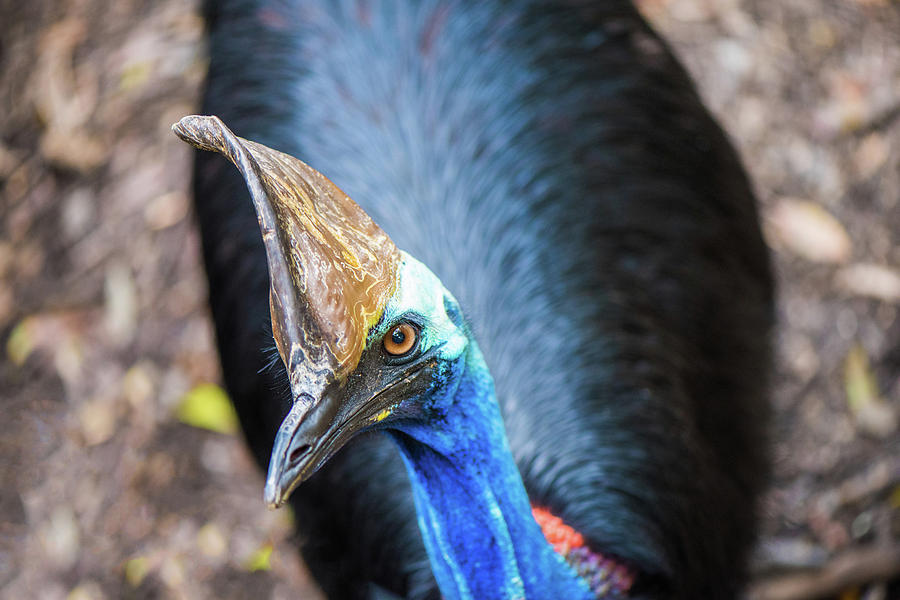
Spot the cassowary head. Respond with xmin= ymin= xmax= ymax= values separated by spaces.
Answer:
xmin=173 ymin=115 xmax=472 ymax=508
xmin=175 ymin=115 xmax=630 ymax=600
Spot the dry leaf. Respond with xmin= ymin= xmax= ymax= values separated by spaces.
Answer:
xmin=38 ymin=506 xmax=80 ymax=570
xmin=835 ymin=263 xmax=900 ymax=302
xmin=829 ymin=73 xmax=868 ymax=134
xmin=32 ymin=19 xmax=107 ymax=172
xmin=144 ymin=191 xmax=188 ymax=230
xmin=40 ymin=129 xmax=108 ymax=173
xmin=197 ymin=523 xmax=228 ymax=559
xmin=853 ymin=133 xmax=889 ymax=179
xmin=104 ymin=262 xmax=137 ymax=346
xmin=807 ymin=20 xmax=835 ymax=49
xmin=78 ymin=396 xmax=117 ymax=446
xmin=119 ymin=61 xmax=153 ymax=92
xmin=66 ymin=581 xmax=105 ymax=600
xmin=33 ymin=19 xmax=93 ymax=129
xmin=767 ymin=198 xmax=852 ymax=263
xmin=122 ymin=363 xmax=156 ymax=408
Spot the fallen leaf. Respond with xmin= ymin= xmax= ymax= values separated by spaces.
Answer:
xmin=889 ymin=486 xmax=900 ymax=510
xmin=835 ymin=263 xmax=900 ymax=302
xmin=850 ymin=510 xmax=873 ymax=540
xmin=32 ymin=19 xmax=107 ymax=173
xmin=766 ymin=198 xmax=852 ymax=264
xmin=829 ymin=73 xmax=868 ymax=134
xmin=39 ymin=506 xmax=80 ymax=570
xmin=122 ymin=362 xmax=156 ymax=409
xmin=5 ymin=312 xmax=88 ymax=388
xmin=78 ymin=396 xmax=117 ymax=446
xmin=807 ymin=19 xmax=835 ymax=49
xmin=175 ymin=383 xmax=238 ymax=434
xmin=124 ymin=556 xmax=149 ymax=587
xmin=144 ymin=191 xmax=188 ymax=230
xmin=244 ymin=543 xmax=273 ymax=572
xmin=197 ymin=522 xmax=228 ymax=558
xmin=40 ymin=128 xmax=108 ymax=173
xmin=33 ymin=19 xmax=93 ymax=129
xmin=119 ymin=61 xmax=153 ymax=92
xmin=61 ymin=188 xmax=96 ymax=240
xmin=67 ymin=581 xmax=105 ymax=600
xmin=6 ymin=319 xmax=36 ymax=366
xmin=844 ymin=344 xmax=897 ymax=438
xmin=159 ymin=554 xmax=185 ymax=588
xmin=104 ymin=262 xmax=137 ymax=346
xmin=853 ymin=133 xmax=889 ymax=179
xmin=845 ymin=344 xmax=879 ymax=412
xmin=53 ymin=336 xmax=85 ymax=390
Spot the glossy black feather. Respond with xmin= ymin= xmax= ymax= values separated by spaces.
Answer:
xmin=192 ymin=1 xmax=774 ymax=598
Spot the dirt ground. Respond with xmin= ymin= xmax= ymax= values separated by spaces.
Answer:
xmin=1 ymin=0 xmax=898 ymax=598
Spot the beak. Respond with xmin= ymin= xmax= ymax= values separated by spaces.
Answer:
xmin=263 ymin=360 xmax=435 ymax=508
xmin=172 ymin=115 xmax=404 ymax=508
xmin=264 ymin=391 xmax=338 ymax=508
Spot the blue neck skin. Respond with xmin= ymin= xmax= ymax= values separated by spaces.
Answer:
xmin=388 ymin=345 xmax=594 ymax=600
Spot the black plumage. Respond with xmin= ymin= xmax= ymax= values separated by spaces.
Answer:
xmin=191 ymin=1 xmax=774 ymax=598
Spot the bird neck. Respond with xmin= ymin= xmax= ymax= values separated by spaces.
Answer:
xmin=388 ymin=344 xmax=594 ymax=600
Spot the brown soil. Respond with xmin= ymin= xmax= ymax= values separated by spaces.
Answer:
xmin=2 ymin=0 xmax=898 ymax=598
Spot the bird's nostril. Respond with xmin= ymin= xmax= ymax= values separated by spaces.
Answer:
xmin=289 ymin=444 xmax=311 ymax=465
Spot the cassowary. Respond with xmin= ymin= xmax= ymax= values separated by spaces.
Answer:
xmin=182 ymin=1 xmax=774 ymax=598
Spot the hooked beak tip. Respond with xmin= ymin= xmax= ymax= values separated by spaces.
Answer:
xmin=264 ymin=479 xmax=285 ymax=509
xmin=264 ymin=445 xmax=295 ymax=509
xmin=264 ymin=402 xmax=317 ymax=509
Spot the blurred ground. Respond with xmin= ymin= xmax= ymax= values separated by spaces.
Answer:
xmin=1 ymin=0 xmax=898 ymax=598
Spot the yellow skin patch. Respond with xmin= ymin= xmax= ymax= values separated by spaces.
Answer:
xmin=373 ymin=408 xmax=393 ymax=423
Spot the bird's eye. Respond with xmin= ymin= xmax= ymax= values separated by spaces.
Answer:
xmin=383 ymin=323 xmax=418 ymax=356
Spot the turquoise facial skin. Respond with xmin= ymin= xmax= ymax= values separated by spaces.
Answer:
xmin=368 ymin=252 xmax=468 ymax=362
xmin=366 ymin=252 xmax=593 ymax=600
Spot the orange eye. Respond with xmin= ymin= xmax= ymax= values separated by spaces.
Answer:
xmin=383 ymin=323 xmax=417 ymax=356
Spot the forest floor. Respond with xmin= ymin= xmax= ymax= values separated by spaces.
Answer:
xmin=1 ymin=0 xmax=898 ymax=598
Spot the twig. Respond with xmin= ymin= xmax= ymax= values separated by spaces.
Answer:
xmin=746 ymin=545 xmax=900 ymax=600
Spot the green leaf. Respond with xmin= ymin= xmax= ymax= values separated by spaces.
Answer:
xmin=124 ymin=556 xmax=149 ymax=587
xmin=843 ymin=343 xmax=897 ymax=438
xmin=6 ymin=318 xmax=35 ymax=366
xmin=176 ymin=383 xmax=238 ymax=434
xmin=244 ymin=543 xmax=273 ymax=572
xmin=844 ymin=344 xmax=878 ymax=413
xmin=889 ymin=485 xmax=900 ymax=510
